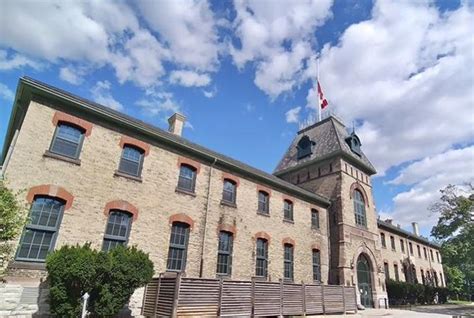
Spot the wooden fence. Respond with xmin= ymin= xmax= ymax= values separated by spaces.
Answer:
xmin=142 ymin=273 xmax=357 ymax=317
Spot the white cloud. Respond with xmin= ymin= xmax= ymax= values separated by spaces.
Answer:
xmin=285 ymin=106 xmax=302 ymax=123
xmin=203 ymin=86 xmax=217 ymax=98
xmin=309 ymin=1 xmax=474 ymax=175
xmin=90 ymin=80 xmax=124 ymax=111
xmin=136 ymin=0 xmax=220 ymax=71
xmin=170 ymin=70 xmax=211 ymax=87
xmin=135 ymin=89 xmax=182 ymax=118
xmin=0 ymin=83 xmax=14 ymax=101
xmin=59 ymin=66 xmax=87 ymax=85
xmin=383 ymin=146 xmax=474 ymax=232
xmin=230 ymin=0 xmax=333 ymax=99
xmin=0 ymin=50 xmax=42 ymax=70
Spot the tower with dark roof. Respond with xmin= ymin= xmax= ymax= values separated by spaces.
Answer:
xmin=274 ymin=116 xmax=387 ymax=307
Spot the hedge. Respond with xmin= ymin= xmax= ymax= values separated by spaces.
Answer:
xmin=386 ymin=279 xmax=448 ymax=305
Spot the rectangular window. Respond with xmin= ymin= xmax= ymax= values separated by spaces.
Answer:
xmin=283 ymin=244 xmax=294 ymax=281
xmin=417 ymin=245 xmax=421 ymax=258
xmin=381 ymin=233 xmax=386 ymax=248
xmin=436 ymin=252 xmax=440 ymax=263
xmin=118 ymin=145 xmax=144 ymax=177
xmin=257 ymin=191 xmax=269 ymax=214
xmin=421 ymin=269 xmax=425 ymax=285
xmin=222 ymin=179 xmax=237 ymax=204
xmin=16 ymin=197 xmax=64 ymax=262
xmin=400 ymin=239 xmax=405 ymax=253
xmin=311 ymin=209 xmax=320 ymax=229
xmin=424 ymin=247 xmax=427 ymax=259
xmin=50 ymin=123 xmax=85 ymax=159
xmin=390 ymin=236 xmax=396 ymax=251
xmin=255 ymin=238 xmax=268 ymax=277
xmin=430 ymin=249 xmax=434 ymax=261
xmin=167 ymin=223 xmax=190 ymax=271
xmin=394 ymin=264 xmax=399 ymax=281
xmin=283 ymin=200 xmax=293 ymax=221
xmin=216 ymin=232 xmax=233 ymax=276
xmin=177 ymin=165 xmax=197 ymax=192
xmin=312 ymin=249 xmax=321 ymax=282
xmin=102 ymin=211 xmax=132 ymax=252
xmin=409 ymin=242 xmax=413 ymax=255
xmin=384 ymin=262 xmax=390 ymax=281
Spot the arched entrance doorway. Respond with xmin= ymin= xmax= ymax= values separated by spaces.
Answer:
xmin=357 ymin=254 xmax=373 ymax=308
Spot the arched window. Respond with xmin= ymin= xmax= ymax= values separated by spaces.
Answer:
xmin=167 ymin=222 xmax=190 ymax=271
xmin=118 ymin=145 xmax=144 ymax=177
xmin=283 ymin=244 xmax=294 ymax=281
xmin=16 ymin=196 xmax=65 ymax=261
xmin=283 ymin=200 xmax=293 ymax=221
xmin=257 ymin=191 xmax=269 ymax=214
xmin=222 ymin=179 xmax=237 ymax=204
xmin=102 ymin=210 xmax=133 ymax=252
xmin=353 ymin=190 xmax=367 ymax=227
xmin=178 ymin=164 xmax=197 ymax=192
xmin=50 ymin=123 xmax=85 ymax=159
xmin=380 ymin=233 xmax=386 ymax=248
xmin=312 ymin=249 xmax=321 ymax=282
xmin=296 ymin=135 xmax=313 ymax=160
xmin=216 ymin=231 xmax=233 ymax=276
xmin=255 ymin=238 xmax=268 ymax=277
xmin=311 ymin=209 xmax=320 ymax=229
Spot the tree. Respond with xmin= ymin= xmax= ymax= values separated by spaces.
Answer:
xmin=46 ymin=244 xmax=154 ymax=317
xmin=0 ymin=181 xmax=28 ymax=278
xmin=431 ymin=184 xmax=474 ymax=300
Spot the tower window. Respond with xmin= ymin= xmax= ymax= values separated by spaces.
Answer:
xmin=353 ymin=190 xmax=367 ymax=227
xmin=296 ymin=135 xmax=314 ymax=160
xmin=345 ymin=132 xmax=362 ymax=156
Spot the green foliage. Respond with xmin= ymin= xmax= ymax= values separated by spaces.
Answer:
xmin=46 ymin=244 xmax=154 ymax=317
xmin=430 ymin=184 xmax=474 ymax=301
xmin=0 ymin=181 xmax=28 ymax=277
xmin=386 ymin=279 xmax=448 ymax=305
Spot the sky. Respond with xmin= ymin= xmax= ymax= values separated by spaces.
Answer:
xmin=0 ymin=0 xmax=473 ymax=238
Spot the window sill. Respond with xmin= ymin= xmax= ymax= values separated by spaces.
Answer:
xmin=114 ymin=170 xmax=143 ymax=182
xmin=253 ymin=276 xmax=268 ymax=281
xmin=216 ymin=273 xmax=232 ymax=279
xmin=43 ymin=150 xmax=81 ymax=166
xmin=256 ymin=211 xmax=270 ymax=217
xmin=175 ymin=187 xmax=196 ymax=197
xmin=283 ymin=219 xmax=294 ymax=224
xmin=311 ymin=226 xmax=321 ymax=231
xmin=220 ymin=200 xmax=237 ymax=208
xmin=8 ymin=260 xmax=46 ymax=271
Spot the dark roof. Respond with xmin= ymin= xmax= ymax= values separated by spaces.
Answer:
xmin=1 ymin=77 xmax=330 ymax=207
xmin=274 ymin=116 xmax=376 ymax=175
xmin=377 ymin=219 xmax=441 ymax=249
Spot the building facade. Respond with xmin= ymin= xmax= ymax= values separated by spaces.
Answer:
xmin=0 ymin=77 xmax=444 ymax=315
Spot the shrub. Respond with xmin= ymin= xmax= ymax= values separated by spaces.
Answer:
xmin=46 ymin=244 xmax=154 ymax=317
xmin=386 ymin=279 xmax=450 ymax=305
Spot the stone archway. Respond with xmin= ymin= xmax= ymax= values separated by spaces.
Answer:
xmin=357 ymin=253 xmax=374 ymax=308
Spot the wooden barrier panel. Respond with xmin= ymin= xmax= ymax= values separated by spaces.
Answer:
xmin=142 ymin=274 xmax=359 ymax=317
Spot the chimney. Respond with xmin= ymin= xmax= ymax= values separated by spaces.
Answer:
xmin=385 ymin=218 xmax=393 ymax=224
xmin=168 ymin=113 xmax=186 ymax=137
xmin=412 ymin=222 xmax=420 ymax=236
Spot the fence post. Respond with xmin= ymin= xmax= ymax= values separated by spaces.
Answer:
xmin=217 ymin=277 xmax=224 ymax=317
xmin=279 ymin=279 xmax=284 ymax=317
xmin=154 ymin=275 xmax=162 ymax=317
xmin=342 ymin=285 xmax=346 ymax=314
xmin=354 ymin=286 xmax=358 ymax=313
xmin=251 ymin=277 xmax=255 ymax=318
xmin=321 ymin=284 xmax=326 ymax=314
xmin=171 ymin=273 xmax=182 ymax=318
xmin=302 ymin=283 xmax=306 ymax=316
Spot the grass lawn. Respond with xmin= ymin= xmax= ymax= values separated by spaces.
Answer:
xmin=447 ymin=300 xmax=473 ymax=305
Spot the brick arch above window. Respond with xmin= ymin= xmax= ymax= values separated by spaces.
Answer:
xmin=177 ymin=157 xmax=201 ymax=174
xmin=104 ymin=200 xmax=139 ymax=221
xmin=282 ymin=237 xmax=295 ymax=247
xmin=169 ymin=213 xmax=194 ymax=230
xmin=221 ymin=172 xmax=240 ymax=187
xmin=253 ymin=231 xmax=271 ymax=243
xmin=349 ymin=182 xmax=370 ymax=206
xmin=119 ymin=136 xmax=150 ymax=156
xmin=217 ymin=223 xmax=237 ymax=237
xmin=26 ymin=184 xmax=74 ymax=210
xmin=256 ymin=185 xmax=272 ymax=197
xmin=52 ymin=111 xmax=93 ymax=136
xmin=311 ymin=244 xmax=321 ymax=251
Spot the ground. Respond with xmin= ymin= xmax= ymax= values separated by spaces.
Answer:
xmin=307 ymin=303 xmax=474 ymax=318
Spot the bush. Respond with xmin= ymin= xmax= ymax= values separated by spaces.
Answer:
xmin=46 ymin=244 xmax=154 ymax=317
xmin=386 ymin=279 xmax=449 ymax=305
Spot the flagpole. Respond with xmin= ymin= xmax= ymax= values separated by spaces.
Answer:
xmin=317 ymin=58 xmax=322 ymax=122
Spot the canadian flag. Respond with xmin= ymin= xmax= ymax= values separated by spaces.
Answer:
xmin=317 ymin=81 xmax=329 ymax=109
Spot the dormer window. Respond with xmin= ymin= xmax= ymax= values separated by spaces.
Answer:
xmin=345 ymin=132 xmax=362 ymax=156
xmin=296 ymin=135 xmax=314 ymax=160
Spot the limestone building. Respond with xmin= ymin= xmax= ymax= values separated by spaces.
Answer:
xmin=0 ymin=77 xmax=444 ymax=314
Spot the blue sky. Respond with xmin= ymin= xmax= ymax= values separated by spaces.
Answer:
xmin=1 ymin=0 xmax=472 ymax=238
